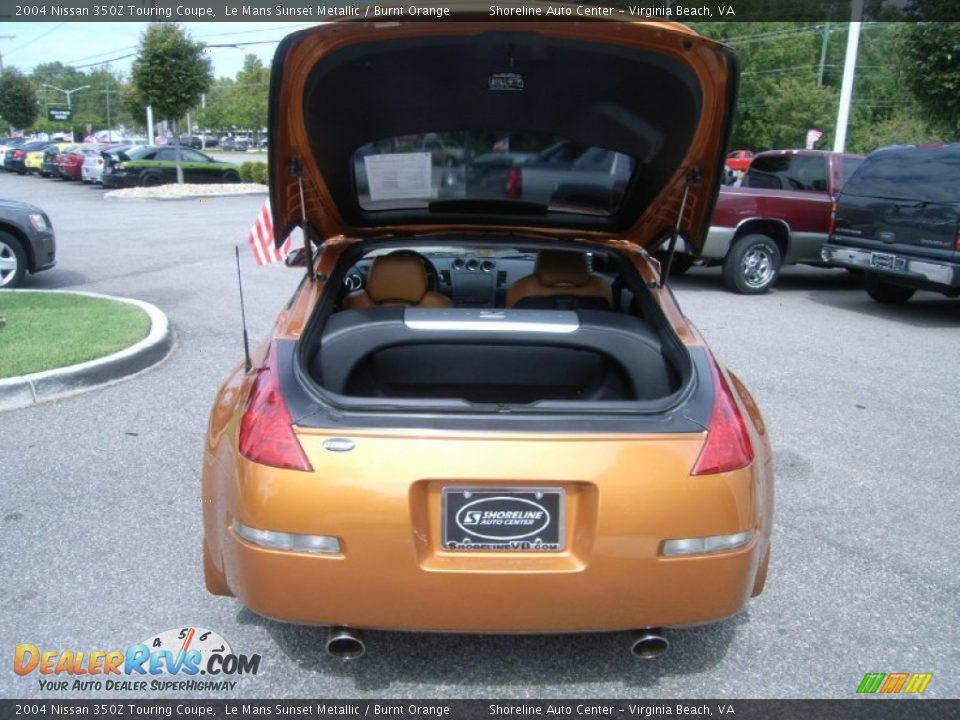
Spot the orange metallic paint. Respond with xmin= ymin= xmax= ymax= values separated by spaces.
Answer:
xmin=269 ymin=17 xmax=735 ymax=252
xmin=202 ymin=16 xmax=773 ymax=634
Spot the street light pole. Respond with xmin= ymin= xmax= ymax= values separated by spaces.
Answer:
xmin=41 ymin=84 xmax=90 ymax=142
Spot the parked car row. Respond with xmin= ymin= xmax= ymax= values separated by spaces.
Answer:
xmin=3 ymin=143 xmax=242 ymax=189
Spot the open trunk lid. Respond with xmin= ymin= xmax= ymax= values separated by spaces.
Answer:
xmin=268 ymin=13 xmax=738 ymax=252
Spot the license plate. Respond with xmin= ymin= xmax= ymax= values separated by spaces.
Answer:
xmin=441 ymin=488 xmax=564 ymax=551
xmin=871 ymin=252 xmax=907 ymax=271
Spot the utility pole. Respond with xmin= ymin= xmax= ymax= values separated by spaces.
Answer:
xmin=101 ymin=87 xmax=119 ymax=140
xmin=817 ymin=24 xmax=831 ymax=87
xmin=833 ymin=0 xmax=864 ymax=153
xmin=0 ymin=36 xmax=15 ymax=74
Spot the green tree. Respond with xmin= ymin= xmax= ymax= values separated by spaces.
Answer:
xmin=900 ymin=21 xmax=960 ymax=139
xmin=199 ymin=77 xmax=235 ymax=133
xmin=131 ymin=22 xmax=213 ymax=182
xmin=0 ymin=69 xmax=39 ymax=132
xmin=747 ymin=77 xmax=837 ymax=149
xmin=229 ymin=54 xmax=269 ymax=137
xmin=849 ymin=109 xmax=943 ymax=154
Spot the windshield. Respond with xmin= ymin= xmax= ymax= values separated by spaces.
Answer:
xmin=353 ymin=132 xmax=637 ymax=215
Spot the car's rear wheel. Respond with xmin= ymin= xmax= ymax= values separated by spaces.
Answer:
xmin=222 ymin=169 xmax=240 ymax=183
xmin=0 ymin=232 xmax=27 ymax=289
xmin=864 ymin=273 xmax=916 ymax=304
xmin=723 ymin=233 xmax=782 ymax=294
xmin=141 ymin=173 xmax=162 ymax=187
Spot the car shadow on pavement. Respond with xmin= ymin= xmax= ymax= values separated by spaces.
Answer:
xmin=238 ymin=608 xmax=746 ymax=691
xmin=806 ymin=290 xmax=960 ymax=328
xmin=14 ymin=270 xmax=90 ymax=289
xmin=671 ymin=267 xmax=864 ymax=294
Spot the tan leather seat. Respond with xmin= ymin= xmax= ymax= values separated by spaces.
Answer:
xmin=506 ymin=250 xmax=613 ymax=309
xmin=343 ymin=255 xmax=453 ymax=310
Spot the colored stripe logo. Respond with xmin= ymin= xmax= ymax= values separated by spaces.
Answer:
xmin=857 ymin=672 xmax=933 ymax=694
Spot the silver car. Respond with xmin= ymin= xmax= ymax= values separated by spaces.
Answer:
xmin=82 ymin=145 xmax=130 ymax=184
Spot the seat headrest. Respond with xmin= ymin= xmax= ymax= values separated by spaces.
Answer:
xmin=366 ymin=255 xmax=428 ymax=304
xmin=535 ymin=250 xmax=591 ymax=287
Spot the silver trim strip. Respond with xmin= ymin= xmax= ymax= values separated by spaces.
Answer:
xmin=404 ymin=308 xmax=580 ymax=334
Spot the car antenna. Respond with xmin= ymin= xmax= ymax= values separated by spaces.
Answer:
xmin=660 ymin=169 xmax=700 ymax=288
xmin=289 ymin=156 xmax=316 ymax=282
xmin=235 ymin=245 xmax=252 ymax=373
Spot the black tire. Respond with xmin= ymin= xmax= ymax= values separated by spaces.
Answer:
xmin=0 ymin=231 xmax=27 ymax=289
xmin=222 ymin=170 xmax=240 ymax=183
xmin=723 ymin=234 xmax=782 ymax=294
xmin=141 ymin=173 xmax=162 ymax=188
xmin=864 ymin=273 xmax=916 ymax=304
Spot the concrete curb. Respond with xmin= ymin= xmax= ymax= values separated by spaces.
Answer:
xmin=0 ymin=290 xmax=174 ymax=412
xmin=104 ymin=186 xmax=268 ymax=202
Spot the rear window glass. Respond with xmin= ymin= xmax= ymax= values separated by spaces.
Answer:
xmin=353 ymin=132 xmax=636 ymax=215
xmin=841 ymin=146 xmax=960 ymax=204
xmin=743 ymin=154 xmax=828 ymax=192
xmin=839 ymin=157 xmax=863 ymax=186
xmin=121 ymin=146 xmax=156 ymax=161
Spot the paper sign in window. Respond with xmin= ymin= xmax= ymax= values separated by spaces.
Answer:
xmin=364 ymin=153 xmax=432 ymax=201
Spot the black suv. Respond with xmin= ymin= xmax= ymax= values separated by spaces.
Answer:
xmin=822 ymin=144 xmax=960 ymax=303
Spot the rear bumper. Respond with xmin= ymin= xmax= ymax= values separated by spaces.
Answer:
xmin=204 ymin=429 xmax=772 ymax=632
xmin=822 ymin=243 xmax=960 ymax=290
xmin=219 ymin=528 xmax=763 ymax=632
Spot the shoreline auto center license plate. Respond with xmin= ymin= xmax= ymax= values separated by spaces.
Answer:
xmin=441 ymin=488 xmax=565 ymax=551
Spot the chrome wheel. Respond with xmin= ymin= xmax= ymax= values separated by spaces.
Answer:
xmin=741 ymin=245 xmax=775 ymax=289
xmin=723 ymin=233 xmax=782 ymax=295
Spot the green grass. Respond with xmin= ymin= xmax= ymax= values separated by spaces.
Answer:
xmin=0 ymin=292 xmax=151 ymax=379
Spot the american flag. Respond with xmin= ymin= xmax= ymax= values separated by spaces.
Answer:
xmin=248 ymin=199 xmax=293 ymax=265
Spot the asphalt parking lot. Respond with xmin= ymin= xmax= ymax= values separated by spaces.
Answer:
xmin=1 ymin=170 xmax=958 ymax=700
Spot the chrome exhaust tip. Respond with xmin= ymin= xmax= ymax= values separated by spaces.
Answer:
xmin=630 ymin=629 xmax=669 ymax=659
xmin=326 ymin=627 xmax=365 ymax=661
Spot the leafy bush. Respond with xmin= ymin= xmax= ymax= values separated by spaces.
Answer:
xmin=250 ymin=162 xmax=268 ymax=185
xmin=238 ymin=161 xmax=255 ymax=183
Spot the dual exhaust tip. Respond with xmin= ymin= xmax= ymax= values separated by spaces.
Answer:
xmin=326 ymin=627 xmax=669 ymax=661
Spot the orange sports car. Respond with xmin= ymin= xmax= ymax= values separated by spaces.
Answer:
xmin=202 ymin=13 xmax=773 ymax=660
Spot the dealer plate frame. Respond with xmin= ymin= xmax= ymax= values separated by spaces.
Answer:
xmin=441 ymin=487 xmax=565 ymax=552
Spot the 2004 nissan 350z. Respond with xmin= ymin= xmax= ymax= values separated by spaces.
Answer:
xmin=202 ymin=14 xmax=774 ymax=659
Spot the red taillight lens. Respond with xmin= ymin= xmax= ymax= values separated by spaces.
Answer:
xmin=692 ymin=356 xmax=754 ymax=475
xmin=238 ymin=343 xmax=313 ymax=472
xmin=505 ymin=167 xmax=522 ymax=200
xmin=97 ymin=159 xmax=103 ymax=166
xmin=955 ymin=223 xmax=960 ymax=252
xmin=13 ymin=150 xmax=24 ymax=158
xmin=828 ymin=201 xmax=837 ymax=236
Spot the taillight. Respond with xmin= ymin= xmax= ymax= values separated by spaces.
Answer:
xmin=505 ymin=167 xmax=522 ymax=200
xmin=238 ymin=343 xmax=313 ymax=472
xmin=828 ymin=201 xmax=837 ymax=236
xmin=97 ymin=159 xmax=103 ymax=166
xmin=13 ymin=150 xmax=24 ymax=158
xmin=692 ymin=356 xmax=754 ymax=475
xmin=955 ymin=222 xmax=960 ymax=252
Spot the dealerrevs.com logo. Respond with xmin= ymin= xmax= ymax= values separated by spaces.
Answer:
xmin=14 ymin=627 xmax=261 ymax=692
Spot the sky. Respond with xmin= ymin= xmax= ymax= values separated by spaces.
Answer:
xmin=1 ymin=22 xmax=319 ymax=80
